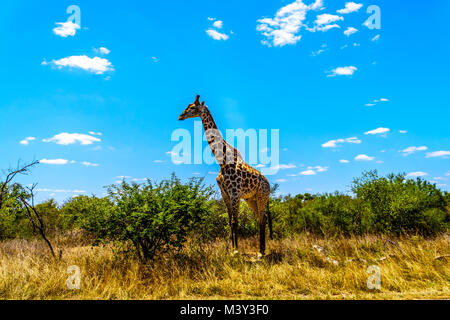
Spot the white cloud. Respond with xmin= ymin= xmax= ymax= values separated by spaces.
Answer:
xmin=365 ymin=98 xmax=389 ymax=107
xmin=399 ymin=130 xmax=408 ymax=134
xmin=213 ymin=20 xmax=223 ymax=29
xmin=36 ymin=188 xmax=85 ymax=193
xmin=364 ymin=127 xmax=390 ymax=135
xmin=20 ymin=136 xmax=36 ymax=145
xmin=328 ymin=66 xmax=357 ymax=77
xmin=300 ymin=169 xmax=316 ymax=175
xmin=53 ymin=21 xmax=80 ymax=37
xmin=40 ymin=158 xmax=70 ymax=165
xmin=344 ymin=27 xmax=358 ymax=36
xmin=311 ymin=49 xmax=325 ymax=56
xmin=207 ymin=17 xmax=216 ymax=21
xmin=316 ymin=24 xmax=340 ymax=32
xmin=256 ymin=0 xmax=324 ymax=47
xmin=82 ymin=161 xmax=99 ymax=167
xmin=371 ymin=34 xmax=380 ymax=41
xmin=273 ymin=164 xmax=297 ymax=170
xmin=95 ymin=47 xmax=110 ymax=55
xmin=308 ymin=165 xmax=328 ymax=172
xmin=355 ymin=154 xmax=375 ymax=161
xmin=337 ymin=2 xmax=363 ymax=14
xmin=151 ymin=56 xmax=159 ymax=63
xmin=322 ymin=136 xmax=361 ymax=148
xmin=206 ymin=29 xmax=229 ymax=40
xmin=425 ymin=151 xmax=450 ymax=158
xmin=153 ymin=160 xmax=164 ymax=163
xmin=43 ymin=133 xmax=101 ymax=145
xmin=339 ymin=159 xmax=349 ymax=163
xmin=400 ymin=146 xmax=428 ymax=156
xmin=43 ymin=55 xmax=114 ymax=74
xmin=276 ymin=179 xmax=287 ymax=183
xmin=315 ymin=14 xmax=343 ymax=25
xmin=406 ymin=172 xmax=428 ymax=178
xmin=446 ymin=171 xmax=450 ymax=176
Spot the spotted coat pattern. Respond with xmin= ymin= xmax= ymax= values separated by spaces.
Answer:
xmin=179 ymin=95 xmax=271 ymax=255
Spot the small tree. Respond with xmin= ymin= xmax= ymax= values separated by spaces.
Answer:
xmin=91 ymin=174 xmax=215 ymax=260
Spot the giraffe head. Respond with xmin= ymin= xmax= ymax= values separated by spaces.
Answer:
xmin=179 ymin=95 xmax=206 ymax=120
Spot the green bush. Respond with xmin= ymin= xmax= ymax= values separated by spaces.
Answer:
xmin=96 ymin=175 xmax=215 ymax=260
xmin=0 ymin=184 xmax=33 ymax=239
xmin=352 ymin=170 xmax=448 ymax=235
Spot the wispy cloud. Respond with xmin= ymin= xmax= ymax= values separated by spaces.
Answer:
xmin=406 ymin=171 xmax=428 ymax=178
xmin=365 ymin=98 xmax=389 ymax=107
xmin=328 ymin=66 xmax=357 ymax=77
xmin=20 ymin=136 xmax=36 ymax=145
xmin=81 ymin=161 xmax=99 ymax=167
xmin=256 ymin=0 xmax=324 ymax=47
xmin=43 ymin=133 xmax=101 ymax=145
xmin=339 ymin=159 xmax=350 ymax=163
xmin=355 ymin=154 xmax=375 ymax=161
xmin=300 ymin=169 xmax=316 ymax=176
xmin=364 ymin=127 xmax=390 ymax=135
xmin=322 ymin=137 xmax=361 ymax=148
xmin=315 ymin=13 xmax=343 ymax=26
xmin=272 ymin=164 xmax=297 ymax=170
xmin=213 ymin=20 xmax=223 ymax=29
xmin=296 ymin=165 xmax=328 ymax=176
xmin=94 ymin=47 xmax=111 ymax=55
xmin=400 ymin=146 xmax=428 ymax=156
xmin=43 ymin=55 xmax=114 ymax=75
xmin=206 ymin=29 xmax=229 ymax=40
xmin=371 ymin=34 xmax=380 ymax=41
xmin=425 ymin=151 xmax=450 ymax=158
xmin=344 ymin=27 xmax=358 ymax=36
xmin=40 ymin=158 xmax=70 ymax=165
xmin=337 ymin=2 xmax=363 ymax=14
xmin=53 ymin=21 xmax=80 ymax=37
xmin=36 ymin=188 xmax=85 ymax=193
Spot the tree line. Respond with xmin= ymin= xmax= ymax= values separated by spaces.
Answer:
xmin=1 ymin=161 xmax=449 ymax=260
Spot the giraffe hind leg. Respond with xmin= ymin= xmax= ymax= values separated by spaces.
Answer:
xmin=256 ymin=193 xmax=270 ymax=256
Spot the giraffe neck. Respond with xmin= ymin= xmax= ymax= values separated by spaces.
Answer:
xmin=200 ymin=107 xmax=230 ymax=166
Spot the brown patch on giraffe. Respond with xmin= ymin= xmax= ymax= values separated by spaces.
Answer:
xmin=179 ymin=95 xmax=272 ymax=255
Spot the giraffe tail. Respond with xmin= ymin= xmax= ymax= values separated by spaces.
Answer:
xmin=266 ymin=202 xmax=273 ymax=240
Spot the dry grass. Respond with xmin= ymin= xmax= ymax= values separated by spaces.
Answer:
xmin=0 ymin=234 xmax=449 ymax=300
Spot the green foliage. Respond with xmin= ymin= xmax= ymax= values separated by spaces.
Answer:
xmin=352 ymin=170 xmax=448 ymax=235
xmin=93 ymin=175 xmax=215 ymax=260
xmin=0 ymin=184 xmax=33 ymax=239
xmin=1 ymin=170 xmax=448 ymax=247
xmin=60 ymin=195 xmax=112 ymax=234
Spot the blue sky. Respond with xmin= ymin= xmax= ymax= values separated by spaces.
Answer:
xmin=1 ymin=0 xmax=449 ymax=203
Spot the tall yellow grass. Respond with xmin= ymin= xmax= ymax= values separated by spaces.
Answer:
xmin=0 ymin=234 xmax=449 ymax=299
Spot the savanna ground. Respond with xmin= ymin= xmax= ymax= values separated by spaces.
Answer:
xmin=1 ymin=233 xmax=449 ymax=300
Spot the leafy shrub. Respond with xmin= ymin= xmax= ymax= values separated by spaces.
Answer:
xmin=352 ymin=170 xmax=448 ymax=235
xmin=96 ymin=175 xmax=215 ymax=260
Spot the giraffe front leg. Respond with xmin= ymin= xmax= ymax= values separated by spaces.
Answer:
xmin=229 ymin=195 xmax=241 ymax=253
xmin=257 ymin=193 xmax=270 ymax=257
xmin=217 ymin=179 xmax=236 ymax=253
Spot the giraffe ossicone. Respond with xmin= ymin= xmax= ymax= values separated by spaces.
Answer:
xmin=179 ymin=95 xmax=273 ymax=255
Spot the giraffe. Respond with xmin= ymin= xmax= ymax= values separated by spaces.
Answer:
xmin=179 ymin=95 xmax=273 ymax=256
